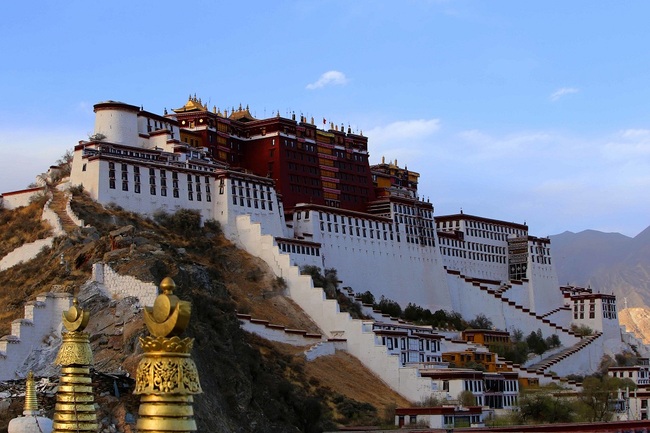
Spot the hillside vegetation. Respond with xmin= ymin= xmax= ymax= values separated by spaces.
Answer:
xmin=0 ymin=196 xmax=52 ymax=259
xmin=0 ymin=189 xmax=407 ymax=432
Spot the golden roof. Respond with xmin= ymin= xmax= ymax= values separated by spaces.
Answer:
xmin=229 ymin=103 xmax=256 ymax=122
xmin=172 ymin=94 xmax=208 ymax=113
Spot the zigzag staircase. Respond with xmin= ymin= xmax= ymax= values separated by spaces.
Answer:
xmin=446 ymin=269 xmax=577 ymax=338
xmin=525 ymin=331 xmax=603 ymax=375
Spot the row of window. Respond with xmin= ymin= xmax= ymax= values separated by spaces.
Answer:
xmin=394 ymin=203 xmax=433 ymax=220
xmin=278 ymin=242 xmax=320 ymax=256
xmin=108 ymin=162 xmax=213 ymax=202
xmin=465 ymin=220 xmax=526 ymax=236
xmin=380 ymin=336 xmax=441 ymax=352
xmin=229 ymin=179 xmax=274 ymax=210
xmin=320 ymin=221 xmax=396 ymax=241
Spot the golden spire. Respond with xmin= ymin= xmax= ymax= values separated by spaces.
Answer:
xmin=53 ymin=298 xmax=97 ymax=433
xmin=135 ymin=277 xmax=202 ymax=433
xmin=23 ymin=371 xmax=39 ymax=416
xmin=8 ymin=371 xmax=53 ymax=433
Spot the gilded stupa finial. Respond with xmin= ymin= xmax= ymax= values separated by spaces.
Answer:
xmin=53 ymin=298 xmax=97 ymax=433
xmin=143 ymin=276 xmax=191 ymax=337
xmin=61 ymin=298 xmax=90 ymax=332
xmin=136 ymin=277 xmax=201 ymax=433
xmin=24 ymin=371 xmax=38 ymax=415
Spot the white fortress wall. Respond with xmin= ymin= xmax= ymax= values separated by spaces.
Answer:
xmin=93 ymin=103 xmax=140 ymax=145
xmin=0 ymin=238 xmax=54 ymax=272
xmin=527 ymin=261 xmax=563 ymax=316
xmin=0 ymin=192 xmax=64 ymax=272
xmin=215 ymin=176 xmax=286 ymax=239
xmin=91 ymin=262 xmax=158 ymax=307
xmin=232 ymin=213 xmax=437 ymax=402
xmin=545 ymin=334 xmax=605 ymax=376
xmin=293 ymin=209 xmax=452 ymax=311
xmin=41 ymin=194 xmax=65 ymax=236
xmin=0 ymin=292 xmax=72 ymax=381
xmin=71 ymin=155 xmax=217 ymax=222
xmin=0 ymin=187 xmax=46 ymax=210
xmin=543 ymin=308 xmax=573 ymax=327
xmin=237 ymin=316 xmax=323 ymax=347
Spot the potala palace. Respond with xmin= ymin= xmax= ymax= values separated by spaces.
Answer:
xmin=4 ymin=96 xmax=650 ymax=426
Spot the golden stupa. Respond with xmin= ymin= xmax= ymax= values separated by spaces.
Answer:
xmin=52 ymin=299 xmax=97 ymax=433
xmin=134 ymin=277 xmax=202 ymax=433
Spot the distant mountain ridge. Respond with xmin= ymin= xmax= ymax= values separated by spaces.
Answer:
xmin=551 ymin=225 xmax=650 ymax=309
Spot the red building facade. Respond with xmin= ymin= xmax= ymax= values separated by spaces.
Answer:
xmin=169 ymin=96 xmax=374 ymax=212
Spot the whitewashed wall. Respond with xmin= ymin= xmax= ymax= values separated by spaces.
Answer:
xmin=0 ymin=292 xmax=72 ymax=381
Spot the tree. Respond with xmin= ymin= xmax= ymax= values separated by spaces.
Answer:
xmin=597 ymin=354 xmax=616 ymax=376
xmin=374 ymin=296 xmax=402 ymax=318
xmin=576 ymin=375 xmax=636 ymax=422
xmin=56 ymin=149 xmax=74 ymax=178
xmin=570 ymin=323 xmax=593 ymax=337
xmin=517 ymin=391 xmax=574 ymax=424
xmin=467 ymin=313 xmax=493 ymax=330
xmin=458 ymin=390 xmax=476 ymax=406
xmin=526 ymin=329 xmax=548 ymax=356
xmin=300 ymin=266 xmax=338 ymax=298
xmin=356 ymin=290 xmax=375 ymax=305
xmin=545 ymin=334 xmax=561 ymax=349
xmin=615 ymin=351 xmax=638 ymax=367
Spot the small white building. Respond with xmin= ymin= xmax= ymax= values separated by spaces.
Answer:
xmin=372 ymin=322 xmax=443 ymax=366
xmin=395 ymin=405 xmax=485 ymax=429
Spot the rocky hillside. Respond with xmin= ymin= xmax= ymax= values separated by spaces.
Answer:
xmin=0 ymin=189 xmax=408 ymax=433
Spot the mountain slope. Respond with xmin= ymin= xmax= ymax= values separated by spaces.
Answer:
xmin=551 ymin=226 xmax=650 ymax=309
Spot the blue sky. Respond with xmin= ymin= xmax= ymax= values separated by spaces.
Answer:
xmin=1 ymin=1 xmax=649 ymax=237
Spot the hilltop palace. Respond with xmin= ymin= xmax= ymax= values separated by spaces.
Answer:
xmin=54 ymin=97 xmax=648 ymax=418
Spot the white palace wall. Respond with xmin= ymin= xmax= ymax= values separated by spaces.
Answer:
xmin=233 ymin=214 xmax=436 ymax=402
xmin=294 ymin=210 xmax=453 ymax=312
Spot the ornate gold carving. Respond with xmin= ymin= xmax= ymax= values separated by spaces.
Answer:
xmin=139 ymin=335 xmax=194 ymax=353
xmin=55 ymin=332 xmax=93 ymax=366
xmin=135 ymin=356 xmax=202 ymax=395
xmin=136 ymin=277 xmax=201 ymax=433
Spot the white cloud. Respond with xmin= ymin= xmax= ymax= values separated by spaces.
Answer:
xmin=550 ymin=87 xmax=579 ymax=101
xmin=366 ymin=119 xmax=441 ymax=162
xmin=306 ymin=70 xmax=349 ymax=90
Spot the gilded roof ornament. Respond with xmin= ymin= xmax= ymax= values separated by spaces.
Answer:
xmin=143 ymin=277 xmax=191 ymax=338
xmin=62 ymin=298 xmax=90 ymax=332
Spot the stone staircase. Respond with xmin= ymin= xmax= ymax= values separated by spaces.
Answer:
xmin=525 ymin=331 xmax=603 ymax=375
xmin=446 ymin=269 xmax=578 ymax=338
xmin=540 ymin=305 xmax=572 ymax=319
xmin=48 ymin=188 xmax=78 ymax=234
